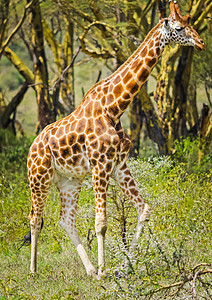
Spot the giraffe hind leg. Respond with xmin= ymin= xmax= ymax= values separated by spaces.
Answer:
xmin=29 ymin=191 xmax=50 ymax=273
xmin=56 ymin=175 xmax=97 ymax=277
xmin=28 ymin=160 xmax=54 ymax=273
xmin=113 ymin=163 xmax=151 ymax=250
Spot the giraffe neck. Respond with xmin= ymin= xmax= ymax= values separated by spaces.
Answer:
xmin=97 ymin=20 xmax=166 ymax=123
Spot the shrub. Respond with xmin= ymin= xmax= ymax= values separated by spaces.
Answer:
xmin=173 ymin=137 xmax=211 ymax=173
xmin=0 ymin=137 xmax=211 ymax=299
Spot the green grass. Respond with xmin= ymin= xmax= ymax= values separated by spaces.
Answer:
xmin=0 ymin=136 xmax=211 ymax=299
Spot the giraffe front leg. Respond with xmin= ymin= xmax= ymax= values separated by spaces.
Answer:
xmin=92 ymin=166 xmax=109 ymax=277
xmin=113 ymin=163 xmax=151 ymax=251
xmin=95 ymin=215 xmax=107 ymax=277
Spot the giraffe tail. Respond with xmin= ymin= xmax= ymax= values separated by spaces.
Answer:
xmin=18 ymin=218 xmax=44 ymax=251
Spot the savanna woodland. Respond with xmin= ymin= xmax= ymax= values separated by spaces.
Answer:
xmin=0 ymin=0 xmax=211 ymax=299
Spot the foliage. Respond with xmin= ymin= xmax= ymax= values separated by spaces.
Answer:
xmin=0 ymin=54 xmax=25 ymax=91
xmin=191 ymin=31 xmax=212 ymax=88
xmin=0 ymin=129 xmax=34 ymax=172
xmin=0 ymin=137 xmax=211 ymax=299
xmin=173 ymin=136 xmax=212 ymax=173
xmin=1 ymin=0 xmax=211 ymax=153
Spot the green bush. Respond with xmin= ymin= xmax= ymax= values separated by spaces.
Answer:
xmin=0 ymin=136 xmax=211 ymax=299
xmin=0 ymin=130 xmax=34 ymax=173
xmin=174 ymin=137 xmax=211 ymax=173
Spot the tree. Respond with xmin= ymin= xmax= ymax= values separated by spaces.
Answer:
xmin=0 ymin=0 xmax=33 ymax=132
xmin=57 ymin=0 xmax=167 ymax=156
xmin=198 ymin=104 xmax=212 ymax=165
xmin=0 ymin=0 xmax=77 ymax=133
xmin=0 ymin=0 xmax=211 ymax=160
xmin=29 ymin=0 xmax=55 ymax=131
xmin=154 ymin=0 xmax=212 ymax=154
xmin=57 ymin=0 xmax=211 ymax=157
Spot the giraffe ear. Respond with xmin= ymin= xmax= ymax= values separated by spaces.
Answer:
xmin=164 ymin=18 xmax=169 ymax=27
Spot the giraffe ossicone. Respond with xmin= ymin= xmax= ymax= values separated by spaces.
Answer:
xmin=27 ymin=1 xmax=205 ymax=277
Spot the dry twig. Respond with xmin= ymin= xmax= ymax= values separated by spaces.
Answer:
xmin=148 ymin=263 xmax=212 ymax=298
xmin=50 ymin=45 xmax=81 ymax=93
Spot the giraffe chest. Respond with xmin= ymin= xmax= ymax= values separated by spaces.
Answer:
xmin=52 ymin=149 xmax=91 ymax=179
xmin=46 ymin=116 xmax=130 ymax=180
xmin=48 ymin=133 xmax=91 ymax=179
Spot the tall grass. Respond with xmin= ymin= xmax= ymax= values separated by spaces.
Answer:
xmin=0 ymin=133 xmax=211 ymax=299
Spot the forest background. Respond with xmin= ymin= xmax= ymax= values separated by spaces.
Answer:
xmin=0 ymin=0 xmax=211 ymax=299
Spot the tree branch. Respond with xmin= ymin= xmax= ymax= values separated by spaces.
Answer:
xmin=50 ymin=45 xmax=81 ymax=93
xmin=149 ymin=263 xmax=212 ymax=297
xmin=55 ymin=0 xmax=94 ymax=23
xmin=42 ymin=19 xmax=61 ymax=72
xmin=1 ymin=82 xmax=28 ymax=128
xmin=193 ymin=1 xmax=212 ymax=29
xmin=0 ymin=0 xmax=35 ymax=58
xmin=0 ymin=0 xmax=10 ymax=48
xmin=3 ymin=47 xmax=34 ymax=85
xmin=79 ymin=22 xmax=115 ymax=59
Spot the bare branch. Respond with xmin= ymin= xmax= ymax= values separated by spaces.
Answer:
xmin=79 ymin=22 xmax=115 ymax=59
xmin=192 ymin=270 xmax=201 ymax=299
xmin=28 ymin=83 xmax=48 ymax=89
xmin=193 ymin=1 xmax=212 ymax=29
xmin=50 ymin=45 xmax=81 ymax=93
xmin=149 ymin=264 xmax=212 ymax=297
xmin=3 ymin=47 xmax=34 ymax=85
xmin=191 ymin=262 xmax=212 ymax=273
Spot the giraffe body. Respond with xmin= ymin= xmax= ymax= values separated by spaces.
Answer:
xmin=27 ymin=1 xmax=205 ymax=277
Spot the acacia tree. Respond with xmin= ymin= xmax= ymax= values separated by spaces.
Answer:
xmin=0 ymin=0 xmax=77 ymax=133
xmin=56 ymin=0 xmax=168 ymax=155
xmin=0 ymin=0 xmax=32 ymax=133
xmin=1 ymin=0 xmax=211 ymax=159
xmin=61 ymin=0 xmax=211 ymax=156
xmin=29 ymin=0 xmax=55 ymax=131
xmin=154 ymin=0 xmax=212 ymax=154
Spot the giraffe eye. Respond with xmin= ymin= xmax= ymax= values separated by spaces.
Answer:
xmin=175 ymin=26 xmax=184 ymax=32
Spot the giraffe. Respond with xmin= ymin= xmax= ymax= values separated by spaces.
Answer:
xmin=27 ymin=1 xmax=205 ymax=278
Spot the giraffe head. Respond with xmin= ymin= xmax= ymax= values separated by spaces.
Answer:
xmin=162 ymin=0 xmax=205 ymax=51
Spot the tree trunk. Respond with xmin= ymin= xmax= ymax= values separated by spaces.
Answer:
xmin=198 ymin=104 xmax=212 ymax=165
xmin=61 ymin=20 xmax=75 ymax=114
xmin=140 ymin=85 xmax=168 ymax=155
xmin=1 ymin=81 xmax=28 ymax=129
xmin=128 ymin=94 xmax=142 ymax=157
xmin=187 ymin=83 xmax=198 ymax=131
xmin=172 ymin=47 xmax=194 ymax=139
xmin=154 ymin=45 xmax=181 ymax=154
xmin=43 ymin=18 xmax=75 ymax=117
xmin=0 ymin=0 xmax=10 ymax=49
xmin=29 ymin=0 xmax=55 ymax=131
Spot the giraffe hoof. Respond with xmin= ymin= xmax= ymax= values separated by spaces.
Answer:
xmin=97 ymin=269 xmax=107 ymax=279
xmin=87 ymin=267 xmax=98 ymax=279
xmin=29 ymin=271 xmax=38 ymax=278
